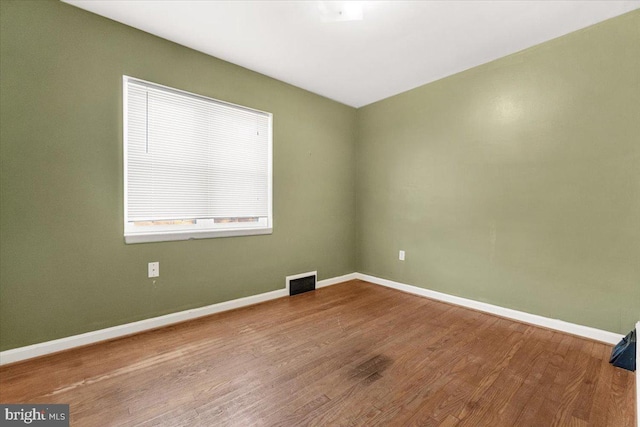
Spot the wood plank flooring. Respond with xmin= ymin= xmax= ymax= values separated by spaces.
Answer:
xmin=0 ymin=280 xmax=635 ymax=426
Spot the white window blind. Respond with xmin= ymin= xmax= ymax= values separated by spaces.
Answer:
xmin=124 ymin=76 xmax=272 ymax=243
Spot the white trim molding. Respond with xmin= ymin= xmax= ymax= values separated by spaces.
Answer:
xmin=0 ymin=272 xmax=356 ymax=366
xmin=317 ymin=273 xmax=359 ymax=288
xmin=355 ymin=273 xmax=624 ymax=345
xmin=1 ymin=287 xmax=289 ymax=366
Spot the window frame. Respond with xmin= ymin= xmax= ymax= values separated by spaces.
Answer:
xmin=123 ymin=76 xmax=273 ymax=244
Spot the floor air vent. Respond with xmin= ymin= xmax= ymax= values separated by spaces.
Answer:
xmin=286 ymin=271 xmax=317 ymax=296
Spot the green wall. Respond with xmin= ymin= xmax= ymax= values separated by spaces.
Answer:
xmin=0 ymin=0 xmax=357 ymax=351
xmin=356 ymin=10 xmax=640 ymax=335
xmin=1 ymin=2 xmax=638 ymax=352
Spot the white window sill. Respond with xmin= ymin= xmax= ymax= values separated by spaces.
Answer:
xmin=124 ymin=227 xmax=273 ymax=244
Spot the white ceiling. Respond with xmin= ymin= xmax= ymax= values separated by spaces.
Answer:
xmin=63 ymin=1 xmax=639 ymax=108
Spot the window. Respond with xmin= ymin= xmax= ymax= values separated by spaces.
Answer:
xmin=123 ymin=76 xmax=272 ymax=244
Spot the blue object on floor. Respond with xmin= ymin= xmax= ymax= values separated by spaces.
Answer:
xmin=609 ymin=329 xmax=636 ymax=371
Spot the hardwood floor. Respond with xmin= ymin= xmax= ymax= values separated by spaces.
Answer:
xmin=0 ymin=280 xmax=635 ymax=426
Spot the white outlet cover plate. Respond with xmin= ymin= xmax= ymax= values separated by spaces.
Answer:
xmin=148 ymin=262 xmax=159 ymax=278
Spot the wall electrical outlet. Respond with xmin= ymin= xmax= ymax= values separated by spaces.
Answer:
xmin=399 ymin=250 xmax=405 ymax=261
xmin=148 ymin=262 xmax=159 ymax=278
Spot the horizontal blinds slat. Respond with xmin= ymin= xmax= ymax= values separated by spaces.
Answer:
xmin=126 ymin=78 xmax=270 ymax=222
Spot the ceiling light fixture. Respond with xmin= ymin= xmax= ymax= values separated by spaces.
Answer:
xmin=318 ymin=1 xmax=364 ymax=23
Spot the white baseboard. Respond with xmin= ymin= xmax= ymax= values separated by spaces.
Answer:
xmin=317 ymin=272 xmax=359 ymax=288
xmin=355 ymin=273 xmax=624 ymax=345
xmin=0 ymin=287 xmax=291 ymax=366
xmin=0 ymin=272 xmax=358 ymax=366
xmin=1 ymin=289 xmax=290 ymax=366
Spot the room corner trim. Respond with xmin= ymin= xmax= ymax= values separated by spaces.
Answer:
xmin=355 ymin=273 xmax=624 ymax=345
